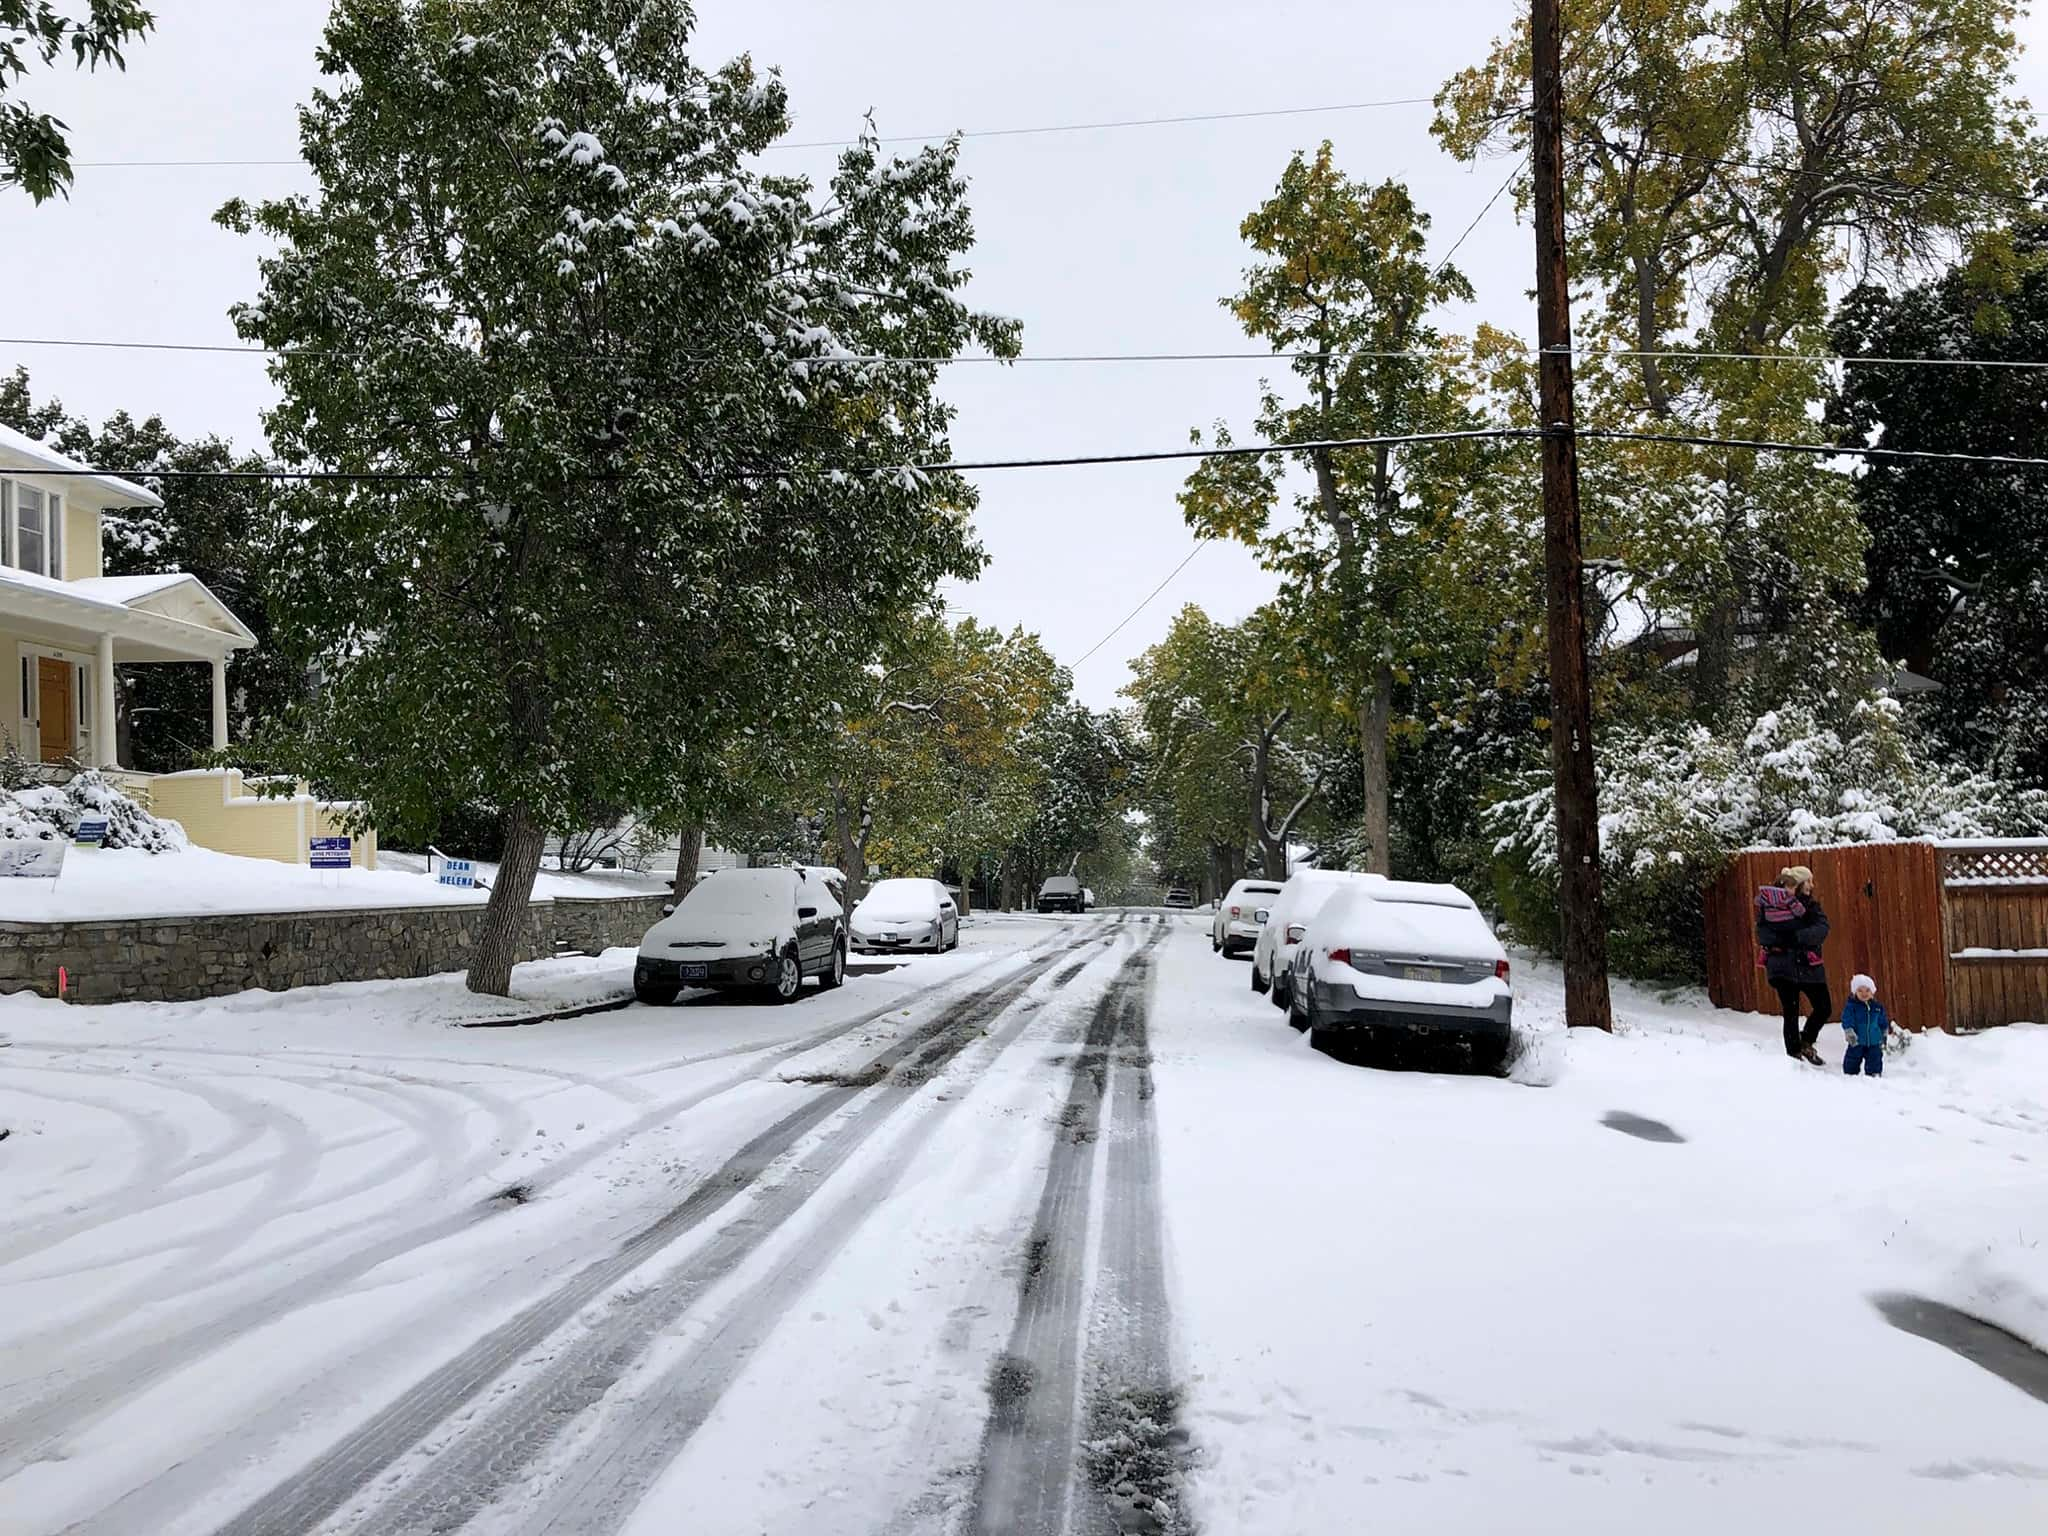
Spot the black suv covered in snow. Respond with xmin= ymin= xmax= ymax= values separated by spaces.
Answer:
xmin=1036 ymin=875 xmax=1087 ymax=914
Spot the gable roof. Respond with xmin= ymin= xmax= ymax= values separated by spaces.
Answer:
xmin=0 ymin=422 xmax=164 ymax=510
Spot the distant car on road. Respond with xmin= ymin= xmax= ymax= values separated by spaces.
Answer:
xmin=851 ymin=877 xmax=959 ymax=953
xmin=634 ymin=866 xmax=846 ymax=1005
xmin=1249 ymin=869 xmax=1383 ymax=1008
xmin=1037 ymin=875 xmax=1088 ymax=914
xmin=1211 ymin=877 xmax=1284 ymax=956
xmin=1286 ymin=880 xmax=1511 ymax=1068
xmin=1164 ymin=886 xmax=1197 ymax=908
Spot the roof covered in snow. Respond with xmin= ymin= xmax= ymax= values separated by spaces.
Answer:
xmin=0 ymin=422 xmax=163 ymax=509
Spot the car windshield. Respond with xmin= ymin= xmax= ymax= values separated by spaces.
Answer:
xmin=676 ymin=869 xmax=790 ymax=922
xmin=1042 ymin=877 xmax=1081 ymax=894
xmin=859 ymin=879 xmax=938 ymax=918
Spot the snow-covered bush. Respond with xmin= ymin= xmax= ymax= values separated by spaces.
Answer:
xmin=0 ymin=771 xmax=188 ymax=853
xmin=1487 ymin=698 xmax=2048 ymax=980
xmin=1492 ymin=697 xmax=2048 ymax=878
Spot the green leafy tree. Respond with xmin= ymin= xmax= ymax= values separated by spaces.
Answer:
xmin=1436 ymin=0 xmax=2042 ymax=716
xmin=1831 ymin=216 xmax=2048 ymax=790
xmin=1182 ymin=147 xmax=1495 ymax=872
xmin=220 ymin=0 xmax=1017 ymax=993
xmin=0 ymin=368 xmax=297 ymax=770
xmin=0 ymin=1 xmax=152 ymax=202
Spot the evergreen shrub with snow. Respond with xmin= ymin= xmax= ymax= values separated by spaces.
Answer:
xmin=1488 ymin=698 xmax=2048 ymax=981
xmin=0 ymin=771 xmax=188 ymax=853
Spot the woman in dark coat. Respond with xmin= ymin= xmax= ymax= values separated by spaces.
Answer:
xmin=1756 ymin=864 xmax=1830 ymax=1065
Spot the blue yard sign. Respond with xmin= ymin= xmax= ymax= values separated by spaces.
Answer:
xmin=74 ymin=818 xmax=109 ymax=848
xmin=437 ymin=858 xmax=476 ymax=889
xmin=310 ymin=835 xmax=353 ymax=871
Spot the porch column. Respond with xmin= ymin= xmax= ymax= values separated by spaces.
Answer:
xmin=95 ymin=633 xmax=118 ymax=769
xmin=210 ymin=653 xmax=229 ymax=753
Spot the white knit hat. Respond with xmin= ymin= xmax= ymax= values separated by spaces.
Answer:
xmin=1851 ymin=973 xmax=1877 ymax=995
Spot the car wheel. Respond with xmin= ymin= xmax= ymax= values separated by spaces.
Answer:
xmin=1269 ymin=971 xmax=1291 ymax=1011
xmin=1287 ymin=976 xmax=1309 ymax=1032
xmin=767 ymin=950 xmax=803 ymax=1004
xmin=818 ymin=941 xmax=846 ymax=991
xmin=1250 ymin=961 xmax=1269 ymax=995
xmin=1473 ymin=1031 xmax=1511 ymax=1077
xmin=634 ymin=975 xmax=679 ymax=1007
xmin=1211 ymin=932 xmax=1221 ymax=953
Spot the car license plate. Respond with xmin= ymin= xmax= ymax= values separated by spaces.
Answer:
xmin=1402 ymin=965 xmax=1442 ymax=982
xmin=883 ymin=932 xmax=897 ymax=943
xmin=680 ymin=964 xmax=707 ymax=981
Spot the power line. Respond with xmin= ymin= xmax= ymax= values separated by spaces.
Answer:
xmin=68 ymin=96 xmax=1436 ymax=170
xmin=1430 ymin=158 xmax=1524 ymax=281
xmin=1071 ymin=539 xmax=1214 ymax=668
xmin=22 ymin=425 xmax=2048 ymax=486
xmin=1577 ymin=427 xmax=2048 ymax=470
xmin=19 ymin=332 xmax=2048 ymax=375
xmin=1583 ymin=136 xmax=2048 ymax=214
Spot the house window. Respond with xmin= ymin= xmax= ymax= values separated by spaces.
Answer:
xmin=0 ymin=480 xmax=11 ymax=567
xmin=49 ymin=493 xmax=63 ymax=578
xmin=14 ymin=484 xmax=48 ymax=576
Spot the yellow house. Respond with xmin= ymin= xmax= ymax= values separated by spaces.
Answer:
xmin=1 ymin=424 xmax=374 ymax=867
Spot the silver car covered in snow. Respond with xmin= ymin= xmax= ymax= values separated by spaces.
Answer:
xmin=1286 ymin=880 xmax=1511 ymax=1066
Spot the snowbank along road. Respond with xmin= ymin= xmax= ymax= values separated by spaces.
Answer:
xmin=5 ymin=909 xmax=2048 ymax=1535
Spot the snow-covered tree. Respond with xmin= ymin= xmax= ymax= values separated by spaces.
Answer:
xmin=219 ymin=0 xmax=1017 ymax=993
xmin=0 ymin=2 xmax=153 ymax=202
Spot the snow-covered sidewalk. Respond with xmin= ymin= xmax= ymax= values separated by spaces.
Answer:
xmin=1149 ymin=919 xmax=2048 ymax=1533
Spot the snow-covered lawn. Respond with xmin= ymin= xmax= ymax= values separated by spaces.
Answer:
xmin=1 ymin=843 xmax=678 ymax=923
xmin=2 ymin=909 xmax=2043 ymax=1534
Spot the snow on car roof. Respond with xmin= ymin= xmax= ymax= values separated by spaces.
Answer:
xmin=678 ymin=866 xmax=793 ymax=917
xmin=1368 ymin=880 xmax=1479 ymax=909
xmin=1319 ymin=882 xmax=1500 ymax=956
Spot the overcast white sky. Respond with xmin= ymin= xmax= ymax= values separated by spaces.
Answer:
xmin=12 ymin=1 xmax=2048 ymax=705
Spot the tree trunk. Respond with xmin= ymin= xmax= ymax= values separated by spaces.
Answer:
xmin=1693 ymin=590 xmax=1741 ymax=718
xmin=1358 ymin=664 xmax=1393 ymax=875
xmin=827 ymin=779 xmax=868 ymax=907
xmin=670 ymin=822 xmax=703 ymax=893
xmin=466 ymin=801 xmax=546 ymax=996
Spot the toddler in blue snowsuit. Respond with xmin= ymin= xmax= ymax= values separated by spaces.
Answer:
xmin=1841 ymin=973 xmax=1888 ymax=1077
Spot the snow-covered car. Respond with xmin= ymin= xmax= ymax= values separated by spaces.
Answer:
xmin=1286 ymin=881 xmax=1511 ymax=1066
xmin=1037 ymin=875 xmax=1087 ymax=914
xmin=1249 ymin=869 xmax=1384 ymax=1007
xmin=1164 ymin=886 xmax=1196 ymax=908
xmin=633 ymin=866 xmax=846 ymax=1005
xmin=851 ymin=877 xmax=959 ymax=953
xmin=1210 ymin=877 xmax=1285 ymax=957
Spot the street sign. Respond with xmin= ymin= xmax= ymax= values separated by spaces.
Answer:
xmin=73 ymin=818 xmax=108 ymax=847
xmin=437 ymin=858 xmax=476 ymax=889
xmin=310 ymin=835 xmax=353 ymax=871
xmin=0 ymin=842 xmax=66 ymax=878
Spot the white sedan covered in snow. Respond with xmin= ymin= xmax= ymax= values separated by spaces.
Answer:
xmin=849 ymin=877 xmax=959 ymax=954
xmin=1249 ymin=868 xmax=1383 ymax=1007
xmin=1285 ymin=880 xmax=1512 ymax=1067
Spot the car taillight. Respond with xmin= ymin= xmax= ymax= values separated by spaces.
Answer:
xmin=1328 ymin=946 xmax=1351 ymax=965
xmin=1230 ymin=904 xmax=1241 ymax=917
xmin=1495 ymin=958 xmax=1511 ymax=980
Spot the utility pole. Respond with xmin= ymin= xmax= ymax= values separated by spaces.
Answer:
xmin=1530 ymin=0 xmax=1614 ymax=1031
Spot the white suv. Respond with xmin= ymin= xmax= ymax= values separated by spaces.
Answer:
xmin=1210 ymin=878 xmax=1284 ymax=957
xmin=1249 ymin=869 xmax=1385 ymax=1009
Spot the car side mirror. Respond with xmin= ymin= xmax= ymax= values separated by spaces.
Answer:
xmin=798 ymin=905 xmax=818 ymax=919
xmin=660 ymin=903 xmax=675 ymax=917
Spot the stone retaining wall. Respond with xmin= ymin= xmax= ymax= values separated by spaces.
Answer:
xmin=0 ymin=891 xmax=669 ymax=1004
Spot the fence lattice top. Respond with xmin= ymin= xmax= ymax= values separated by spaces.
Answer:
xmin=1940 ymin=843 xmax=2048 ymax=886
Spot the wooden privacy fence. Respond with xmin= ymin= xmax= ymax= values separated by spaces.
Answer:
xmin=1704 ymin=839 xmax=2048 ymax=1033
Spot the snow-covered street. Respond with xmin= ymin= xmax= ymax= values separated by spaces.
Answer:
xmin=3 ymin=911 xmax=2045 ymax=1535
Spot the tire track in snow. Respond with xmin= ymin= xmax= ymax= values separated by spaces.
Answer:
xmin=969 ymin=926 xmax=1181 ymax=1536
xmin=483 ymin=940 xmax=1131 ymax=1536
xmin=2 ymin=938 xmax=1084 ymax=1490
xmin=201 ymin=936 xmax=1099 ymax=1536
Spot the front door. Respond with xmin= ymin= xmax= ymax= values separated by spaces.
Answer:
xmin=36 ymin=657 xmax=75 ymax=762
